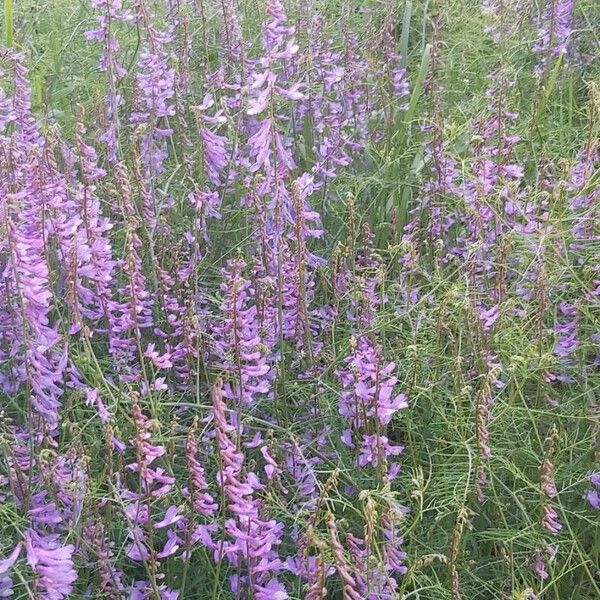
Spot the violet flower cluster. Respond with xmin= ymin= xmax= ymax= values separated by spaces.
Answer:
xmin=336 ymin=335 xmax=408 ymax=479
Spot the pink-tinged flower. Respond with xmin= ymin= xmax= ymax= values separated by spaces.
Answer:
xmin=83 ymin=521 xmax=125 ymax=598
xmin=541 ymin=505 xmax=562 ymax=535
xmin=127 ymin=403 xmax=174 ymax=495
xmin=476 ymin=465 xmax=488 ymax=503
xmin=187 ymin=188 xmax=222 ymax=250
xmin=476 ymin=390 xmax=493 ymax=461
xmin=217 ymin=0 xmax=245 ymax=66
xmin=327 ymin=515 xmax=362 ymax=600
xmin=532 ymin=543 xmax=556 ymax=581
xmin=540 ymin=458 xmax=558 ymax=499
xmin=184 ymin=422 xmax=218 ymax=517
xmin=144 ymin=343 xmax=174 ymax=369
xmin=533 ymin=551 xmax=548 ymax=579
xmin=380 ymin=14 xmax=410 ymax=101
xmin=346 ymin=514 xmax=406 ymax=598
xmin=24 ymin=530 xmax=77 ymax=599
xmin=107 ymin=163 xmax=154 ymax=370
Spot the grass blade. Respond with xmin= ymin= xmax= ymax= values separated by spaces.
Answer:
xmin=4 ymin=0 xmax=13 ymax=47
xmin=400 ymin=0 xmax=412 ymax=68
xmin=404 ymin=43 xmax=431 ymax=129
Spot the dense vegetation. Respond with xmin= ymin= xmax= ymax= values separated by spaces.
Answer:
xmin=0 ymin=0 xmax=599 ymax=598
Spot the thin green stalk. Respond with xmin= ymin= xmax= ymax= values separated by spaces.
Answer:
xmin=4 ymin=0 xmax=13 ymax=47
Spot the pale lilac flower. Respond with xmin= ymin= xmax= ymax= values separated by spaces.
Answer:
xmin=533 ymin=0 xmax=575 ymax=73
xmin=24 ymin=531 xmax=77 ymax=599
xmin=0 ymin=544 xmax=21 ymax=598
xmin=585 ymin=472 xmax=600 ymax=509
xmin=478 ymin=304 xmax=500 ymax=332
xmin=154 ymin=506 xmax=183 ymax=529
xmin=554 ymin=302 xmax=579 ymax=358
xmin=541 ymin=505 xmax=562 ymax=535
xmin=85 ymin=388 xmax=111 ymax=424
xmin=184 ymin=423 xmax=218 ymax=517
xmin=194 ymin=95 xmax=229 ymax=186
xmin=336 ymin=335 xmax=407 ymax=478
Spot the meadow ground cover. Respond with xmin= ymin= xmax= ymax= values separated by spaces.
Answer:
xmin=0 ymin=0 xmax=599 ymax=598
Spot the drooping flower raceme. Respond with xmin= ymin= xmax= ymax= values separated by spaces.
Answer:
xmin=211 ymin=381 xmax=287 ymax=599
xmin=213 ymin=259 xmax=272 ymax=407
xmin=85 ymin=0 xmax=133 ymax=162
xmin=533 ymin=0 xmax=575 ymax=74
xmin=130 ymin=0 xmax=176 ymax=178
